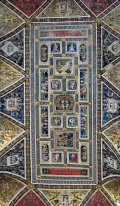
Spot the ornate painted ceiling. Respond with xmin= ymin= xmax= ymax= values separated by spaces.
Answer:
xmin=0 ymin=0 xmax=120 ymax=205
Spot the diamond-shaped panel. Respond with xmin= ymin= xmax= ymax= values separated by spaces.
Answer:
xmin=1 ymin=41 xmax=19 ymax=57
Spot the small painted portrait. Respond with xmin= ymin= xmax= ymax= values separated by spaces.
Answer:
xmin=52 ymin=152 xmax=62 ymax=163
xmin=7 ymin=155 xmax=19 ymax=166
xmin=67 ymin=116 xmax=78 ymax=127
xmin=108 ymin=40 xmax=120 ymax=56
xmin=106 ymin=98 xmax=118 ymax=113
xmin=59 ymin=2 xmax=68 ymax=14
xmin=1 ymin=41 xmax=19 ymax=56
xmin=51 ymin=80 xmax=62 ymax=91
xmin=68 ymin=153 xmax=78 ymax=163
xmin=67 ymin=79 xmax=77 ymax=91
xmin=62 ymin=195 xmax=70 ymax=206
xmin=51 ymin=116 xmax=62 ymax=127
xmin=51 ymin=42 xmax=61 ymax=53
xmin=6 ymin=98 xmax=18 ymax=111
xmin=7 ymin=44 xmax=14 ymax=53
xmin=67 ymin=42 xmax=77 ymax=53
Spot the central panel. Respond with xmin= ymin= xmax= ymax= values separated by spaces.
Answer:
xmin=31 ymin=22 xmax=97 ymax=184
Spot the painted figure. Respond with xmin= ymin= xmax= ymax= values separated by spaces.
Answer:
xmin=68 ymin=117 xmax=78 ymax=127
xmin=81 ymin=145 xmax=87 ymax=162
xmin=79 ymin=44 xmax=87 ymax=62
xmin=51 ymin=80 xmax=61 ymax=90
xmin=67 ymin=42 xmax=77 ymax=53
xmin=42 ymin=143 xmax=49 ymax=161
xmin=51 ymin=116 xmax=62 ymax=127
xmin=55 ymin=59 xmax=73 ymax=75
xmin=40 ymin=70 xmax=48 ymax=100
xmin=51 ymin=43 xmax=61 ymax=53
xmin=68 ymin=80 xmax=77 ymax=90
xmin=69 ymin=153 xmax=78 ymax=163
xmin=41 ymin=44 xmax=48 ymax=62
xmin=41 ymin=107 xmax=48 ymax=136
xmin=52 ymin=152 xmax=62 ymax=162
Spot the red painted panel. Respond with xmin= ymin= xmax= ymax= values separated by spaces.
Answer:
xmin=81 ymin=0 xmax=116 ymax=16
xmin=9 ymin=0 xmax=46 ymax=16
xmin=86 ymin=191 xmax=112 ymax=206
xmin=16 ymin=191 xmax=46 ymax=206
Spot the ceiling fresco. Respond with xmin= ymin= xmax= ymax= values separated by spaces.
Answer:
xmin=0 ymin=0 xmax=120 ymax=205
